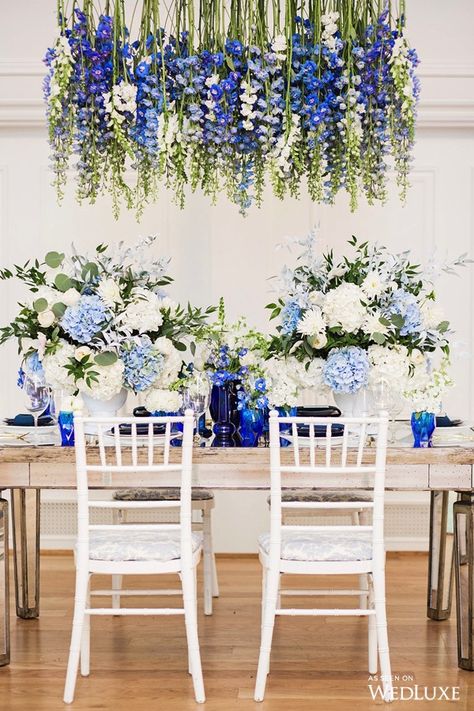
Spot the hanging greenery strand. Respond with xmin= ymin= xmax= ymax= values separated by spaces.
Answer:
xmin=44 ymin=0 xmax=419 ymax=217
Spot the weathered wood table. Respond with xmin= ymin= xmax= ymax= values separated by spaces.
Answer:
xmin=0 ymin=444 xmax=473 ymax=670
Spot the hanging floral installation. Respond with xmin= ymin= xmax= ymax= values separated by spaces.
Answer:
xmin=44 ymin=1 xmax=419 ymax=216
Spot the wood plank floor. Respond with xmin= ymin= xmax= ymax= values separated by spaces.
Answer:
xmin=0 ymin=553 xmax=473 ymax=710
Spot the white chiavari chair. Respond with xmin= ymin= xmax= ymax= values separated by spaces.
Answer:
xmin=64 ymin=411 xmax=205 ymax=704
xmin=255 ymin=410 xmax=392 ymax=702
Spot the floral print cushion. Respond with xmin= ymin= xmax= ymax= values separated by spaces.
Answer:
xmin=87 ymin=530 xmax=203 ymax=562
xmin=267 ymin=489 xmax=372 ymax=504
xmin=258 ymin=531 xmax=372 ymax=562
xmin=113 ymin=487 xmax=214 ymax=501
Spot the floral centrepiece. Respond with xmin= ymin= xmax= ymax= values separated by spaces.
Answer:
xmin=44 ymin=1 xmax=419 ymax=217
xmin=268 ymin=231 xmax=466 ymax=405
xmin=0 ymin=236 xmax=214 ymax=403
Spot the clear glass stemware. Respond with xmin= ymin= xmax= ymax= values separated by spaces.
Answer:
xmin=182 ymin=372 xmax=211 ymax=443
xmin=23 ymin=374 xmax=50 ymax=444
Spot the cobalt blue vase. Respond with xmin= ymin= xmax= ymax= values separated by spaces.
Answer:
xmin=58 ymin=410 xmax=75 ymax=447
xmin=411 ymin=411 xmax=436 ymax=448
xmin=277 ymin=406 xmax=297 ymax=447
xmin=210 ymin=383 xmax=240 ymax=447
xmin=239 ymin=407 xmax=264 ymax=447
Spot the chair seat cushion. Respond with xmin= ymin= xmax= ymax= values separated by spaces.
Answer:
xmin=87 ymin=530 xmax=202 ymax=562
xmin=258 ymin=531 xmax=372 ymax=562
xmin=268 ymin=489 xmax=372 ymax=504
xmin=113 ymin=487 xmax=214 ymax=502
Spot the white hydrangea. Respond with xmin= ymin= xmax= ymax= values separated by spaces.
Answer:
xmin=119 ymin=288 xmax=163 ymax=333
xmin=42 ymin=340 xmax=76 ymax=393
xmin=154 ymin=347 xmax=182 ymax=389
xmin=80 ymin=359 xmax=125 ymax=401
xmin=368 ymin=344 xmax=410 ymax=385
xmin=322 ymin=282 xmax=366 ymax=333
xmin=263 ymin=357 xmax=301 ymax=408
xmin=145 ymin=389 xmax=183 ymax=414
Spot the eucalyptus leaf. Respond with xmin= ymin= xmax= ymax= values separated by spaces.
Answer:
xmin=94 ymin=352 xmax=118 ymax=366
xmin=45 ymin=251 xmax=65 ymax=269
xmin=52 ymin=302 xmax=67 ymax=318
xmin=54 ymin=273 xmax=73 ymax=292
xmin=391 ymin=314 xmax=405 ymax=329
xmin=372 ymin=332 xmax=386 ymax=344
xmin=33 ymin=298 xmax=48 ymax=313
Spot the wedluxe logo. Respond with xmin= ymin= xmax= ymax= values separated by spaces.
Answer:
xmin=368 ymin=674 xmax=461 ymax=702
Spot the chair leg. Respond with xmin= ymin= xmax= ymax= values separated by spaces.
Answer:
xmin=261 ymin=567 xmax=268 ymax=633
xmin=64 ymin=569 xmax=90 ymax=703
xmin=254 ymin=566 xmax=280 ymax=702
xmin=357 ymin=511 xmax=369 ymax=610
xmin=80 ymin=581 xmax=91 ymax=677
xmin=368 ymin=577 xmax=377 ymax=675
xmin=202 ymin=510 xmax=213 ymax=616
xmin=373 ymin=565 xmax=393 ymax=702
xmin=111 ymin=575 xmax=122 ymax=610
xmin=182 ymin=565 xmax=205 ymax=703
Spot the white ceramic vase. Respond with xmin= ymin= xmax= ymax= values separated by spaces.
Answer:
xmin=333 ymin=388 xmax=372 ymax=418
xmin=81 ymin=388 xmax=128 ymax=418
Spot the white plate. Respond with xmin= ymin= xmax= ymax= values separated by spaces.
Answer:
xmin=1 ymin=424 xmax=57 ymax=435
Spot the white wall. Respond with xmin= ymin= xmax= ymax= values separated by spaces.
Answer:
xmin=0 ymin=1 xmax=473 ymax=550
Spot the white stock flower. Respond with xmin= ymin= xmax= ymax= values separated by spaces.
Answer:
xmin=97 ymin=279 xmax=122 ymax=307
xmin=145 ymin=388 xmax=183 ymax=413
xmin=43 ymin=340 xmax=75 ymax=392
xmin=271 ymin=34 xmax=287 ymax=53
xmin=323 ymin=283 xmax=366 ymax=333
xmin=103 ymin=82 xmax=137 ymax=125
xmin=80 ymin=359 xmax=125 ymax=401
xmin=37 ymin=310 xmax=56 ymax=328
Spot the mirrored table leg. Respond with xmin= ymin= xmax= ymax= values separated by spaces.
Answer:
xmin=427 ymin=491 xmax=454 ymax=621
xmin=0 ymin=495 xmax=9 ymax=665
xmin=10 ymin=489 xmax=40 ymax=619
xmin=454 ymin=492 xmax=474 ymax=670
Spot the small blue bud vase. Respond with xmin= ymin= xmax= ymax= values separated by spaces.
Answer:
xmin=411 ymin=411 xmax=436 ymax=448
xmin=277 ymin=406 xmax=297 ymax=447
xmin=58 ymin=410 xmax=75 ymax=447
xmin=239 ymin=407 xmax=264 ymax=447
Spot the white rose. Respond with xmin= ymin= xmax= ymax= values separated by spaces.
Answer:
xmin=154 ymin=337 xmax=174 ymax=356
xmin=410 ymin=348 xmax=425 ymax=366
xmin=97 ymin=279 xmax=122 ymax=306
xmin=309 ymin=332 xmax=327 ymax=349
xmin=62 ymin=288 xmax=81 ymax=306
xmin=37 ymin=310 xmax=56 ymax=328
xmin=75 ymin=346 xmax=92 ymax=361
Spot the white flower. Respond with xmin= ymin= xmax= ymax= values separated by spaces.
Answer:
xmin=328 ymin=265 xmax=346 ymax=279
xmin=120 ymin=288 xmax=163 ymax=333
xmin=368 ymin=344 xmax=409 ymax=386
xmin=37 ymin=310 xmax=56 ymax=328
xmin=61 ymin=288 xmax=81 ymax=307
xmin=159 ymin=296 xmax=178 ymax=313
xmin=421 ymin=301 xmax=444 ymax=330
xmin=240 ymin=350 xmax=259 ymax=367
xmin=403 ymin=357 xmax=453 ymax=413
xmin=31 ymin=285 xmax=57 ymax=308
xmin=43 ymin=340 xmax=76 ymax=393
xmin=309 ymin=332 xmax=327 ymax=349
xmin=145 ymin=389 xmax=183 ymax=414
xmin=263 ymin=357 xmax=300 ymax=408
xmin=271 ymin=34 xmax=287 ymax=53
xmin=74 ymin=346 xmax=91 ymax=361
xmin=154 ymin=337 xmax=174 ymax=356
xmin=205 ymin=74 xmax=220 ymax=87
xmin=80 ymin=359 xmax=125 ymax=401
xmin=154 ymin=348 xmax=182 ymax=389
xmin=410 ymin=348 xmax=425 ymax=366
xmin=361 ymin=271 xmax=384 ymax=298
xmin=323 ymin=283 xmax=366 ymax=333
xmin=192 ymin=342 xmax=211 ymax=371
xmin=363 ymin=312 xmax=387 ymax=337
xmin=309 ymin=291 xmax=324 ymax=306
xmin=103 ymin=82 xmax=137 ymax=125
xmin=297 ymin=307 xmax=326 ymax=337
xmin=97 ymin=279 xmax=122 ymax=307
xmin=242 ymin=119 xmax=254 ymax=131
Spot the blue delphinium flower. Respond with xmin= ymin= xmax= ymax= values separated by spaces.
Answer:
xmin=120 ymin=337 xmax=165 ymax=392
xmin=61 ymin=295 xmax=108 ymax=343
xmin=385 ymin=288 xmax=423 ymax=336
xmin=280 ymin=299 xmax=301 ymax=335
xmin=323 ymin=347 xmax=370 ymax=393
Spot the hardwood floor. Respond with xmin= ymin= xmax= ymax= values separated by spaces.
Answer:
xmin=0 ymin=553 xmax=472 ymax=710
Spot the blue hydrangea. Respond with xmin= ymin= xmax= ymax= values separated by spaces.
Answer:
xmin=323 ymin=346 xmax=370 ymax=394
xmin=61 ymin=295 xmax=108 ymax=343
xmin=385 ymin=288 xmax=423 ymax=336
xmin=120 ymin=337 xmax=165 ymax=392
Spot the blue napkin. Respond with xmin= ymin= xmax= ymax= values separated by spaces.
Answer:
xmin=5 ymin=414 xmax=55 ymax=427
